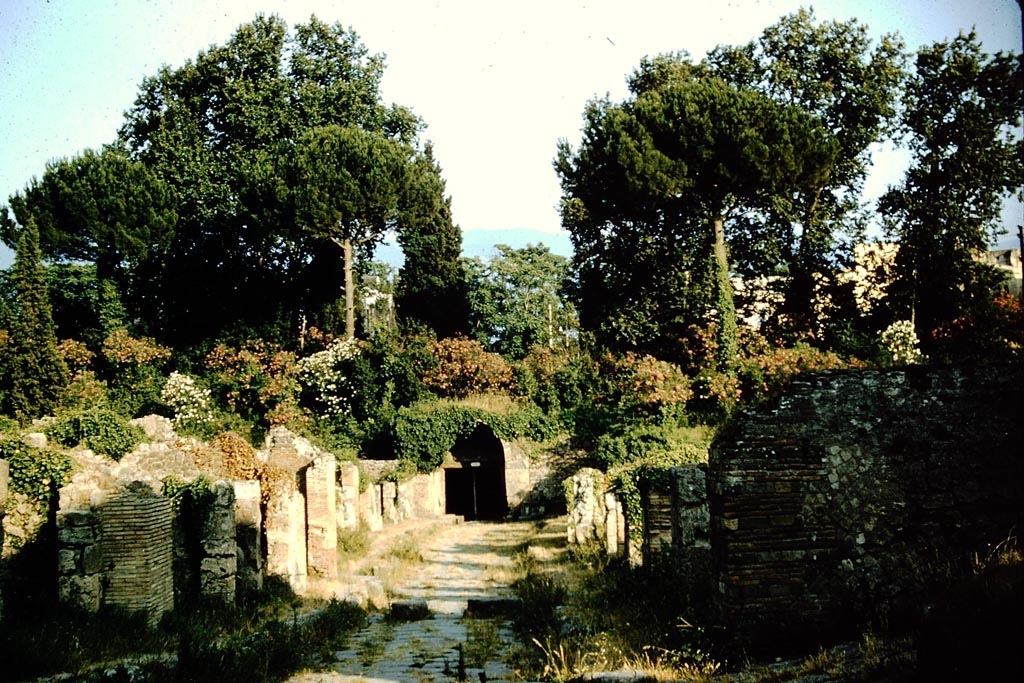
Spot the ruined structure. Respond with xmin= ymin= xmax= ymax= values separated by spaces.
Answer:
xmin=709 ymin=365 xmax=1023 ymax=648
xmin=0 ymin=414 xmax=566 ymax=625
xmin=565 ymin=365 xmax=1023 ymax=651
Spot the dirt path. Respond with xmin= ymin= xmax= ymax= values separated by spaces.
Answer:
xmin=288 ymin=518 xmax=549 ymax=683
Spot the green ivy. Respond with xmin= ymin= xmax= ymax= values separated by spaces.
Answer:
xmin=162 ymin=476 xmax=215 ymax=515
xmin=393 ymin=401 xmax=560 ymax=473
xmin=47 ymin=408 xmax=144 ymax=461
xmin=0 ymin=438 xmax=73 ymax=510
xmin=608 ymin=441 xmax=708 ymax=535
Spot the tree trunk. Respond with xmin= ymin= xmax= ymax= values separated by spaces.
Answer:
xmin=343 ymin=237 xmax=355 ymax=340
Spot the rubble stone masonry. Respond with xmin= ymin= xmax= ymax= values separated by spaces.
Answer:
xmin=709 ymin=366 xmax=1024 ymax=649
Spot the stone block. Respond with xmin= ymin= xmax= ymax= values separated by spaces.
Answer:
xmin=60 ymin=509 xmax=100 ymax=528
xmin=201 ymin=555 xmax=237 ymax=580
xmin=390 ymin=598 xmax=430 ymax=621
xmin=58 ymin=574 xmax=102 ymax=612
xmin=202 ymin=539 xmax=237 ymax=557
xmin=57 ymin=548 xmax=80 ymax=574
xmin=22 ymin=432 xmax=47 ymax=449
xmin=82 ymin=543 xmax=104 ymax=574
xmin=58 ymin=524 xmax=97 ymax=546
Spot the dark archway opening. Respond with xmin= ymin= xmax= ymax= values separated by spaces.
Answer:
xmin=445 ymin=423 xmax=508 ymax=520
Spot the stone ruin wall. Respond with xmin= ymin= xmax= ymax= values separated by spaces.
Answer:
xmin=709 ymin=365 xmax=1024 ymax=648
xmin=561 ymin=366 xmax=1022 ymax=651
xmin=1 ymin=418 xmax=566 ymax=625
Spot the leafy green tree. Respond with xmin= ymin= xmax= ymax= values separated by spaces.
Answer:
xmin=118 ymin=15 xmax=422 ymax=344
xmin=2 ymin=221 xmax=69 ymax=419
xmin=1 ymin=145 xmax=176 ymax=318
xmin=395 ymin=145 xmax=469 ymax=339
xmin=464 ymin=243 xmax=576 ymax=358
xmin=556 ymin=56 xmax=836 ymax=366
xmin=878 ymin=32 xmax=1024 ymax=358
xmin=707 ymin=9 xmax=905 ymax=335
xmin=293 ymin=124 xmax=410 ymax=339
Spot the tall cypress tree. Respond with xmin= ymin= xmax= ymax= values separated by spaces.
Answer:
xmin=5 ymin=220 xmax=69 ymax=420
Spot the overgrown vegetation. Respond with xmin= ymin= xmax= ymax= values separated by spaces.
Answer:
xmin=0 ymin=7 xmax=1020 ymax=681
xmin=0 ymin=591 xmax=367 ymax=683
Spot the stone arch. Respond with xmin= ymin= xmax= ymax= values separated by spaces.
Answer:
xmin=444 ymin=423 xmax=508 ymax=520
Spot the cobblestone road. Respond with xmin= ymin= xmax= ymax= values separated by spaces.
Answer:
xmin=288 ymin=519 xmax=541 ymax=683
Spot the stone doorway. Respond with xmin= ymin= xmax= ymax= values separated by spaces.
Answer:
xmin=445 ymin=423 xmax=508 ymax=520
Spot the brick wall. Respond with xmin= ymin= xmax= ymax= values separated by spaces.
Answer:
xmin=709 ymin=366 xmax=1024 ymax=649
xmin=100 ymin=483 xmax=174 ymax=628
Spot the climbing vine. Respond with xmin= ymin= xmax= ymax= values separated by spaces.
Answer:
xmin=393 ymin=401 xmax=559 ymax=473
xmin=0 ymin=438 xmax=73 ymax=510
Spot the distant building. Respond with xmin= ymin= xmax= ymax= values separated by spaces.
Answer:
xmin=979 ymin=248 xmax=1023 ymax=298
xmin=732 ymin=243 xmax=1022 ymax=328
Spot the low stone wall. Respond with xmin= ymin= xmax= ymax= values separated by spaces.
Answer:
xmin=709 ymin=366 xmax=1024 ymax=649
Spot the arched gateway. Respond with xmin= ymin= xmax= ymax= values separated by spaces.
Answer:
xmin=443 ymin=423 xmax=508 ymax=520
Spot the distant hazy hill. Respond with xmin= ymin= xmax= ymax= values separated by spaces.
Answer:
xmin=374 ymin=228 xmax=573 ymax=268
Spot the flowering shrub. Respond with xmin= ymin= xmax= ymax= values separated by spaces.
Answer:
xmin=296 ymin=338 xmax=362 ymax=417
xmin=100 ymin=329 xmax=172 ymax=416
xmin=205 ymin=341 xmax=302 ymax=426
xmin=55 ymin=338 xmax=108 ymax=410
xmin=688 ymin=370 xmax=743 ymax=419
xmin=57 ymin=339 xmax=95 ymax=375
xmin=735 ymin=343 xmax=859 ymax=402
xmin=595 ymin=352 xmax=691 ymax=423
xmin=931 ymin=292 xmax=1024 ymax=363
xmin=161 ymin=371 xmax=214 ymax=429
xmin=880 ymin=320 xmax=926 ymax=365
xmin=102 ymin=329 xmax=171 ymax=366
xmin=421 ymin=337 xmax=514 ymax=398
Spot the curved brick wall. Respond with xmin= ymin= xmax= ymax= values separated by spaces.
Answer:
xmin=709 ymin=365 xmax=1024 ymax=649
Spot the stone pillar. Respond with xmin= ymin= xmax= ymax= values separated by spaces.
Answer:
xmin=359 ymin=482 xmax=384 ymax=531
xmin=604 ymin=493 xmax=620 ymax=556
xmin=337 ymin=462 xmax=360 ymax=529
xmin=565 ymin=468 xmax=607 ymax=549
xmin=305 ymin=454 xmax=337 ymax=579
xmin=233 ymin=480 xmax=263 ymax=594
xmin=641 ymin=485 xmax=674 ymax=566
xmin=381 ymin=481 xmax=399 ymax=524
xmin=671 ymin=465 xmax=713 ymax=610
xmin=100 ymin=483 xmax=174 ymax=628
xmin=265 ymin=486 xmax=307 ymax=595
xmin=200 ymin=481 xmax=236 ymax=603
xmin=57 ymin=509 xmax=104 ymax=612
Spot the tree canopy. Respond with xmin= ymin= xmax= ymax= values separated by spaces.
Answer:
xmin=879 ymin=31 xmax=1024 ymax=358
xmin=556 ymin=51 xmax=837 ymax=364
xmin=464 ymin=243 xmax=576 ymax=359
xmin=102 ymin=14 xmax=451 ymax=344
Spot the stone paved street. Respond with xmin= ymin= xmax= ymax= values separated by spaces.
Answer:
xmin=287 ymin=519 xmax=541 ymax=683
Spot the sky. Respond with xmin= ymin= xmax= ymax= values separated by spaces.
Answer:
xmin=1 ymin=0 xmax=1022 ymax=269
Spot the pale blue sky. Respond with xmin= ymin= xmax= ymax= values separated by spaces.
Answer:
xmin=1 ymin=0 xmax=1021 ymax=268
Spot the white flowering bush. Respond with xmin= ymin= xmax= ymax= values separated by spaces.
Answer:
xmin=161 ymin=371 xmax=215 ymax=428
xmin=880 ymin=320 xmax=927 ymax=365
xmin=296 ymin=338 xmax=361 ymax=417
